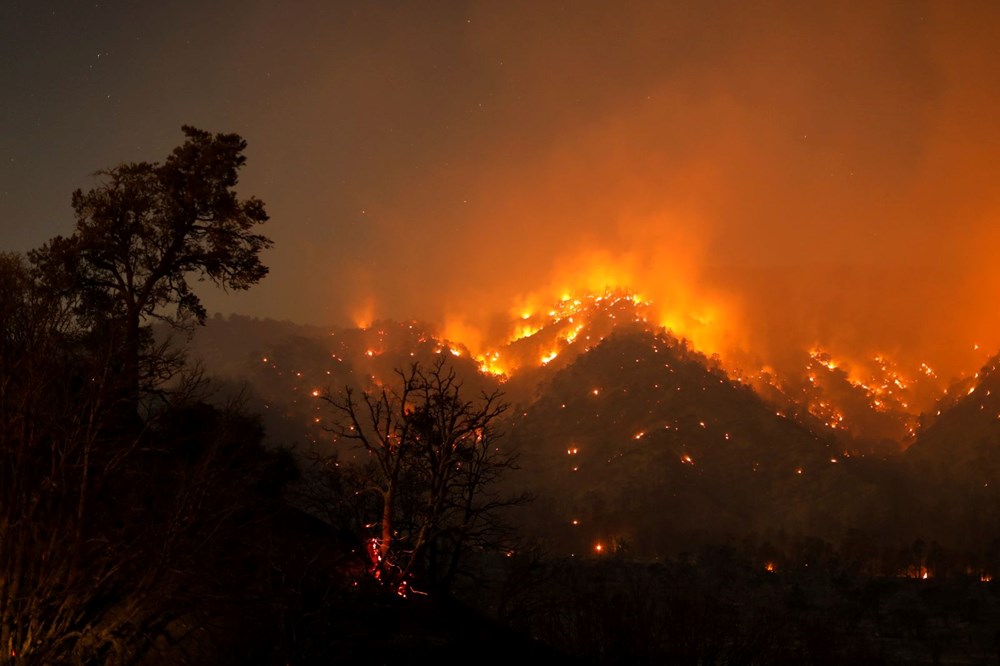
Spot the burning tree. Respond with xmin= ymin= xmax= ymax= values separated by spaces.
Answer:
xmin=314 ymin=357 xmax=527 ymax=595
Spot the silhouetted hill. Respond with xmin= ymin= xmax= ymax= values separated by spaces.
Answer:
xmin=508 ymin=325 xmax=904 ymax=557
xmin=907 ymin=355 xmax=1000 ymax=471
xmin=903 ymin=355 xmax=1000 ymax=553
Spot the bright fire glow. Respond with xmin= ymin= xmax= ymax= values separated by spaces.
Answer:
xmin=353 ymin=272 xmax=975 ymax=449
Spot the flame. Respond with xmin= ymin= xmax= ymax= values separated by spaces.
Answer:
xmin=476 ymin=351 xmax=507 ymax=378
xmin=735 ymin=344 xmax=949 ymax=446
xmin=449 ymin=281 xmax=730 ymax=379
xmin=512 ymin=324 xmax=541 ymax=341
xmin=323 ymin=255 xmax=971 ymax=449
xmin=432 ymin=244 xmax=739 ymax=372
xmin=563 ymin=323 xmax=585 ymax=344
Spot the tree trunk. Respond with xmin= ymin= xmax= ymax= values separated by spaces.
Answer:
xmin=122 ymin=310 xmax=141 ymax=416
xmin=379 ymin=486 xmax=393 ymax=561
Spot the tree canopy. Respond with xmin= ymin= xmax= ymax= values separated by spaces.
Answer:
xmin=29 ymin=126 xmax=271 ymax=404
xmin=0 ymin=129 xmax=295 ymax=662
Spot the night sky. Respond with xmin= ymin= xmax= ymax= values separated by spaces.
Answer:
xmin=3 ymin=1 xmax=1000 ymax=380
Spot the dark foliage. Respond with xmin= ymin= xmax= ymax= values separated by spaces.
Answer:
xmin=304 ymin=357 xmax=530 ymax=597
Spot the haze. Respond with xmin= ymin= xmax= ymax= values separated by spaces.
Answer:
xmin=3 ymin=0 xmax=999 ymax=381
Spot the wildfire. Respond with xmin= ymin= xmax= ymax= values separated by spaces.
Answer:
xmin=451 ymin=287 xmax=958 ymax=448
xmin=738 ymin=344 xmax=950 ymax=446
xmin=810 ymin=350 xmax=840 ymax=372
xmin=271 ymin=272 xmax=986 ymax=457
xmin=455 ymin=286 xmax=723 ymax=379
xmin=512 ymin=324 xmax=540 ymax=341
xmin=439 ymin=287 xmax=956 ymax=450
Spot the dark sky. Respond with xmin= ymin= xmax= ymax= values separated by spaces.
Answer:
xmin=3 ymin=1 xmax=1000 ymax=379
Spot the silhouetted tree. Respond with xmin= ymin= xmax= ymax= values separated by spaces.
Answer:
xmin=315 ymin=357 xmax=527 ymax=594
xmin=0 ymin=128 xmax=290 ymax=662
xmin=29 ymin=126 xmax=270 ymax=412
xmin=0 ymin=252 xmax=299 ymax=663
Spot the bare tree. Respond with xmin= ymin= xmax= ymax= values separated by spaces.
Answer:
xmin=316 ymin=356 xmax=527 ymax=595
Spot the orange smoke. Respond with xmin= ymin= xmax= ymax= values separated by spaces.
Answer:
xmin=315 ymin=2 xmax=1000 ymax=396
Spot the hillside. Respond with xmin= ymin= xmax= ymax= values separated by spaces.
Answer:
xmin=183 ymin=308 xmax=993 ymax=562
xmin=507 ymin=325 xmax=906 ymax=557
xmin=903 ymin=355 xmax=1000 ymax=553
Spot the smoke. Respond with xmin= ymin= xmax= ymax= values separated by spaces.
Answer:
xmin=177 ymin=1 xmax=1000 ymax=383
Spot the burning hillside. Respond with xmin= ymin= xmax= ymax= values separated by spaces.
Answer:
xmin=470 ymin=290 xmax=657 ymax=378
xmin=453 ymin=289 xmax=960 ymax=450
xmin=189 ymin=288 xmax=986 ymax=453
xmin=506 ymin=325 xmax=857 ymax=556
xmin=182 ymin=292 xmax=1000 ymax=559
xmin=741 ymin=348 xmax=945 ymax=452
